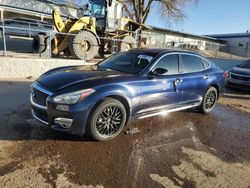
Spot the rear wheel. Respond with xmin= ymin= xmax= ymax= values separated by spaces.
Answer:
xmin=69 ymin=30 xmax=99 ymax=61
xmin=88 ymin=98 xmax=127 ymax=141
xmin=198 ymin=87 xmax=218 ymax=113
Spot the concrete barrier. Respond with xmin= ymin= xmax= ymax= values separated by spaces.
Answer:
xmin=0 ymin=57 xmax=95 ymax=79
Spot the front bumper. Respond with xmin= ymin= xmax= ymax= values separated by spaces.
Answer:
xmin=30 ymin=84 xmax=90 ymax=136
xmin=226 ymin=78 xmax=250 ymax=90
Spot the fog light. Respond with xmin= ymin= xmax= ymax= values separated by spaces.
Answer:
xmin=54 ymin=118 xmax=73 ymax=129
xmin=55 ymin=104 xmax=69 ymax=111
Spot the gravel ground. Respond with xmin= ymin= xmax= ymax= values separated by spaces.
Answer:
xmin=0 ymin=80 xmax=250 ymax=188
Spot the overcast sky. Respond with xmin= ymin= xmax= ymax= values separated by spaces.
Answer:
xmin=146 ymin=0 xmax=250 ymax=35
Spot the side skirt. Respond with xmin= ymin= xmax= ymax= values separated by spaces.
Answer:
xmin=134 ymin=102 xmax=201 ymax=120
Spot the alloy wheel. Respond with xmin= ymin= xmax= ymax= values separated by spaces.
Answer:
xmin=95 ymin=105 xmax=124 ymax=137
xmin=205 ymin=90 xmax=216 ymax=110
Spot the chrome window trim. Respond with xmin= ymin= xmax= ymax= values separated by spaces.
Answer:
xmin=178 ymin=53 xmax=211 ymax=74
xmin=145 ymin=52 xmax=211 ymax=76
xmin=147 ymin=52 xmax=181 ymax=75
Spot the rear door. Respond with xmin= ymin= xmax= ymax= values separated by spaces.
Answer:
xmin=176 ymin=53 xmax=210 ymax=104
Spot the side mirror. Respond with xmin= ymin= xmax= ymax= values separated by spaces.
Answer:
xmin=148 ymin=68 xmax=168 ymax=78
xmin=153 ymin=68 xmax=168 ymax=75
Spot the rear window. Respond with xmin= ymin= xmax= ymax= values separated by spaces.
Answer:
xmin=240 ymin=59 xmax=250 ymax=69
xmin=181 ymin=55 xmax=205 ymax=73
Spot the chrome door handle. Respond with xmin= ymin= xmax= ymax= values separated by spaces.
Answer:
xmin=174 ymin=78 xmax=183 ymax=86
xmin=203 ymin=75 xmax=209 ymax=79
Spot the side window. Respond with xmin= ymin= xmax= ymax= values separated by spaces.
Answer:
xmin=154 ymin=54 xmax=179 ymax=74
xmin=181 ymin=55 xmax=205 ymax=73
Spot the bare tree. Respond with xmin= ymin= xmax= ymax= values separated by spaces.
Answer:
xmin=123 ymin=0 xmax=197 ymax=24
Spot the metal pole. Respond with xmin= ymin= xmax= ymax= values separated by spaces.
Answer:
xmin=49 ymin=31 xmax=51 ymax=59
xmin=28 ymin=22 xmax=31 ymax=38
xmin=83 ymin=33 xmax=87 ymax=62
xmin=1 ymin=9 xmax=7 ymax=57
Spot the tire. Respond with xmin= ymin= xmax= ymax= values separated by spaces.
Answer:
xmin=198 ymin=87 xmax=218 ymax=113
xmin=88 ymin=98 xmax=127 ymax=141
xmin=32 ymin=34 xmax=46 ymax=53
xmin=119 ymin=35 xmax=136 ymax=51
xmin=69 ymin=30 xmax=99 ymax=61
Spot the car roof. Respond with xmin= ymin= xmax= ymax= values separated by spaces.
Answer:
xmin=128 ymin=48 xmax=200 ymax=56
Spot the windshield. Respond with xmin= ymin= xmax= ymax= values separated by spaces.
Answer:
xmin=91 ymin=0 xmax=106 ymax=18
xmin=240 ymin=59 xmax=250 ymax=69
xmin=98 ymin=51 xmax=156 ymax=74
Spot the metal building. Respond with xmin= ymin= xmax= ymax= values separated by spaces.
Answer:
xmin=142 ymin=27 xmax=225 ymax=51
xmin=208 ymin=32 xmax=250 ymax=58
xmin=0 ymin=0 xmax=84 ymax=22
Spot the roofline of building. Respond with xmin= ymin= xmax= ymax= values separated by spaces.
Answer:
xmin=207 ymin=33 xmax=250 ymax=39
xmin=148 ymin=26 xmax=226 ymax=44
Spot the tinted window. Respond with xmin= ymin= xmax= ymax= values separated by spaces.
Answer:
xmin=240 ymin=59 xmax=250 ymax=69
xmin=154 ymin=54 xmax=179 ymax=74
xmin=181 ymin=55 xmax=205 ymax=73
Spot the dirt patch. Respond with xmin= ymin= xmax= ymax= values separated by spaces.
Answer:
xmin=219 ymin=88 xmax=250 ymax=113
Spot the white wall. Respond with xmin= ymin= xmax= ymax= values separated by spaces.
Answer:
xmin=0 ymin=57 xmax=94 ymax=79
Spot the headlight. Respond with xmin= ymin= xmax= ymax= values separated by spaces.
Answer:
xmin=52 ymin=88 xmax=95 ymax=104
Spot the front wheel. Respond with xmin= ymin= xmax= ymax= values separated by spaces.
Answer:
xmin=88 ymin=98 xmax=127 ymax=141
xmin=198 ymin=87 xmax=218 ymax=113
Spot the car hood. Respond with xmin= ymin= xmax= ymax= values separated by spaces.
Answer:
xmin=230 ymin=67 xmax=250 ymax=76
xmin=37 ymin=66 xmax=128 ymax=91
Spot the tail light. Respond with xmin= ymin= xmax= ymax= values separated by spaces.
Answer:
xmin=224 ymin=71 xmax=229 ymax=79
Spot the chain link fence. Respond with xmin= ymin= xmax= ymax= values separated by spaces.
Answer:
xmin=0 ymin=17 xmax=248 ymax=61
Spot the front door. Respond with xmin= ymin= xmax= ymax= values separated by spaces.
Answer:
xmin=139 ymin=54 xmax=181 ymax=114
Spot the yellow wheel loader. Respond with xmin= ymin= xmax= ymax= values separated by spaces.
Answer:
xmin=33 ymin=0 xmax=149 ymax=60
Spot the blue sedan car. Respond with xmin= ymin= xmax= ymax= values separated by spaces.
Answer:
xmin=30 ymin=49 xmax=225 ymax=141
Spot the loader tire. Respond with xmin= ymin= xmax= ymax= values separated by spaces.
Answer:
xmin=119 ymin=35 xmax=136 ymax=51
xmin=69 ymin=30 xmax=99 ymax=61
xmin=32 ymin=34 xmax=46 ymax=53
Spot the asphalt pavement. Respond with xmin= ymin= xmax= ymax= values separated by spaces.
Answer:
xmin=0 ymin=80 xmax=250 ymax=188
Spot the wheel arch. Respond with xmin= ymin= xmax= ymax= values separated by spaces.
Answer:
xmin=209 ymin=83 xmax=220 ymax=99
xmin=87 ymin=93 xmax=131 ymax=127
xmin=106 ymin=95 xmax=131 ymax=124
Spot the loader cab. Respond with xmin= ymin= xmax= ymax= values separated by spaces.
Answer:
xmin=90 ymin=0 xmax=107 ymax=32
xmin=90 ymin=0 xmax=124 ymax=33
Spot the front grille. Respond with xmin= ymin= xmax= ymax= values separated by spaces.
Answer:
xmin=230 ymin=73 xmax=250 ymax=81
xmin=32 ymin=107 xmax=49 ymax=123
xmin=32 ymin=87 xmax=49 ymax=106
xmin=31 ymin=82 xmax=52 ymax=106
